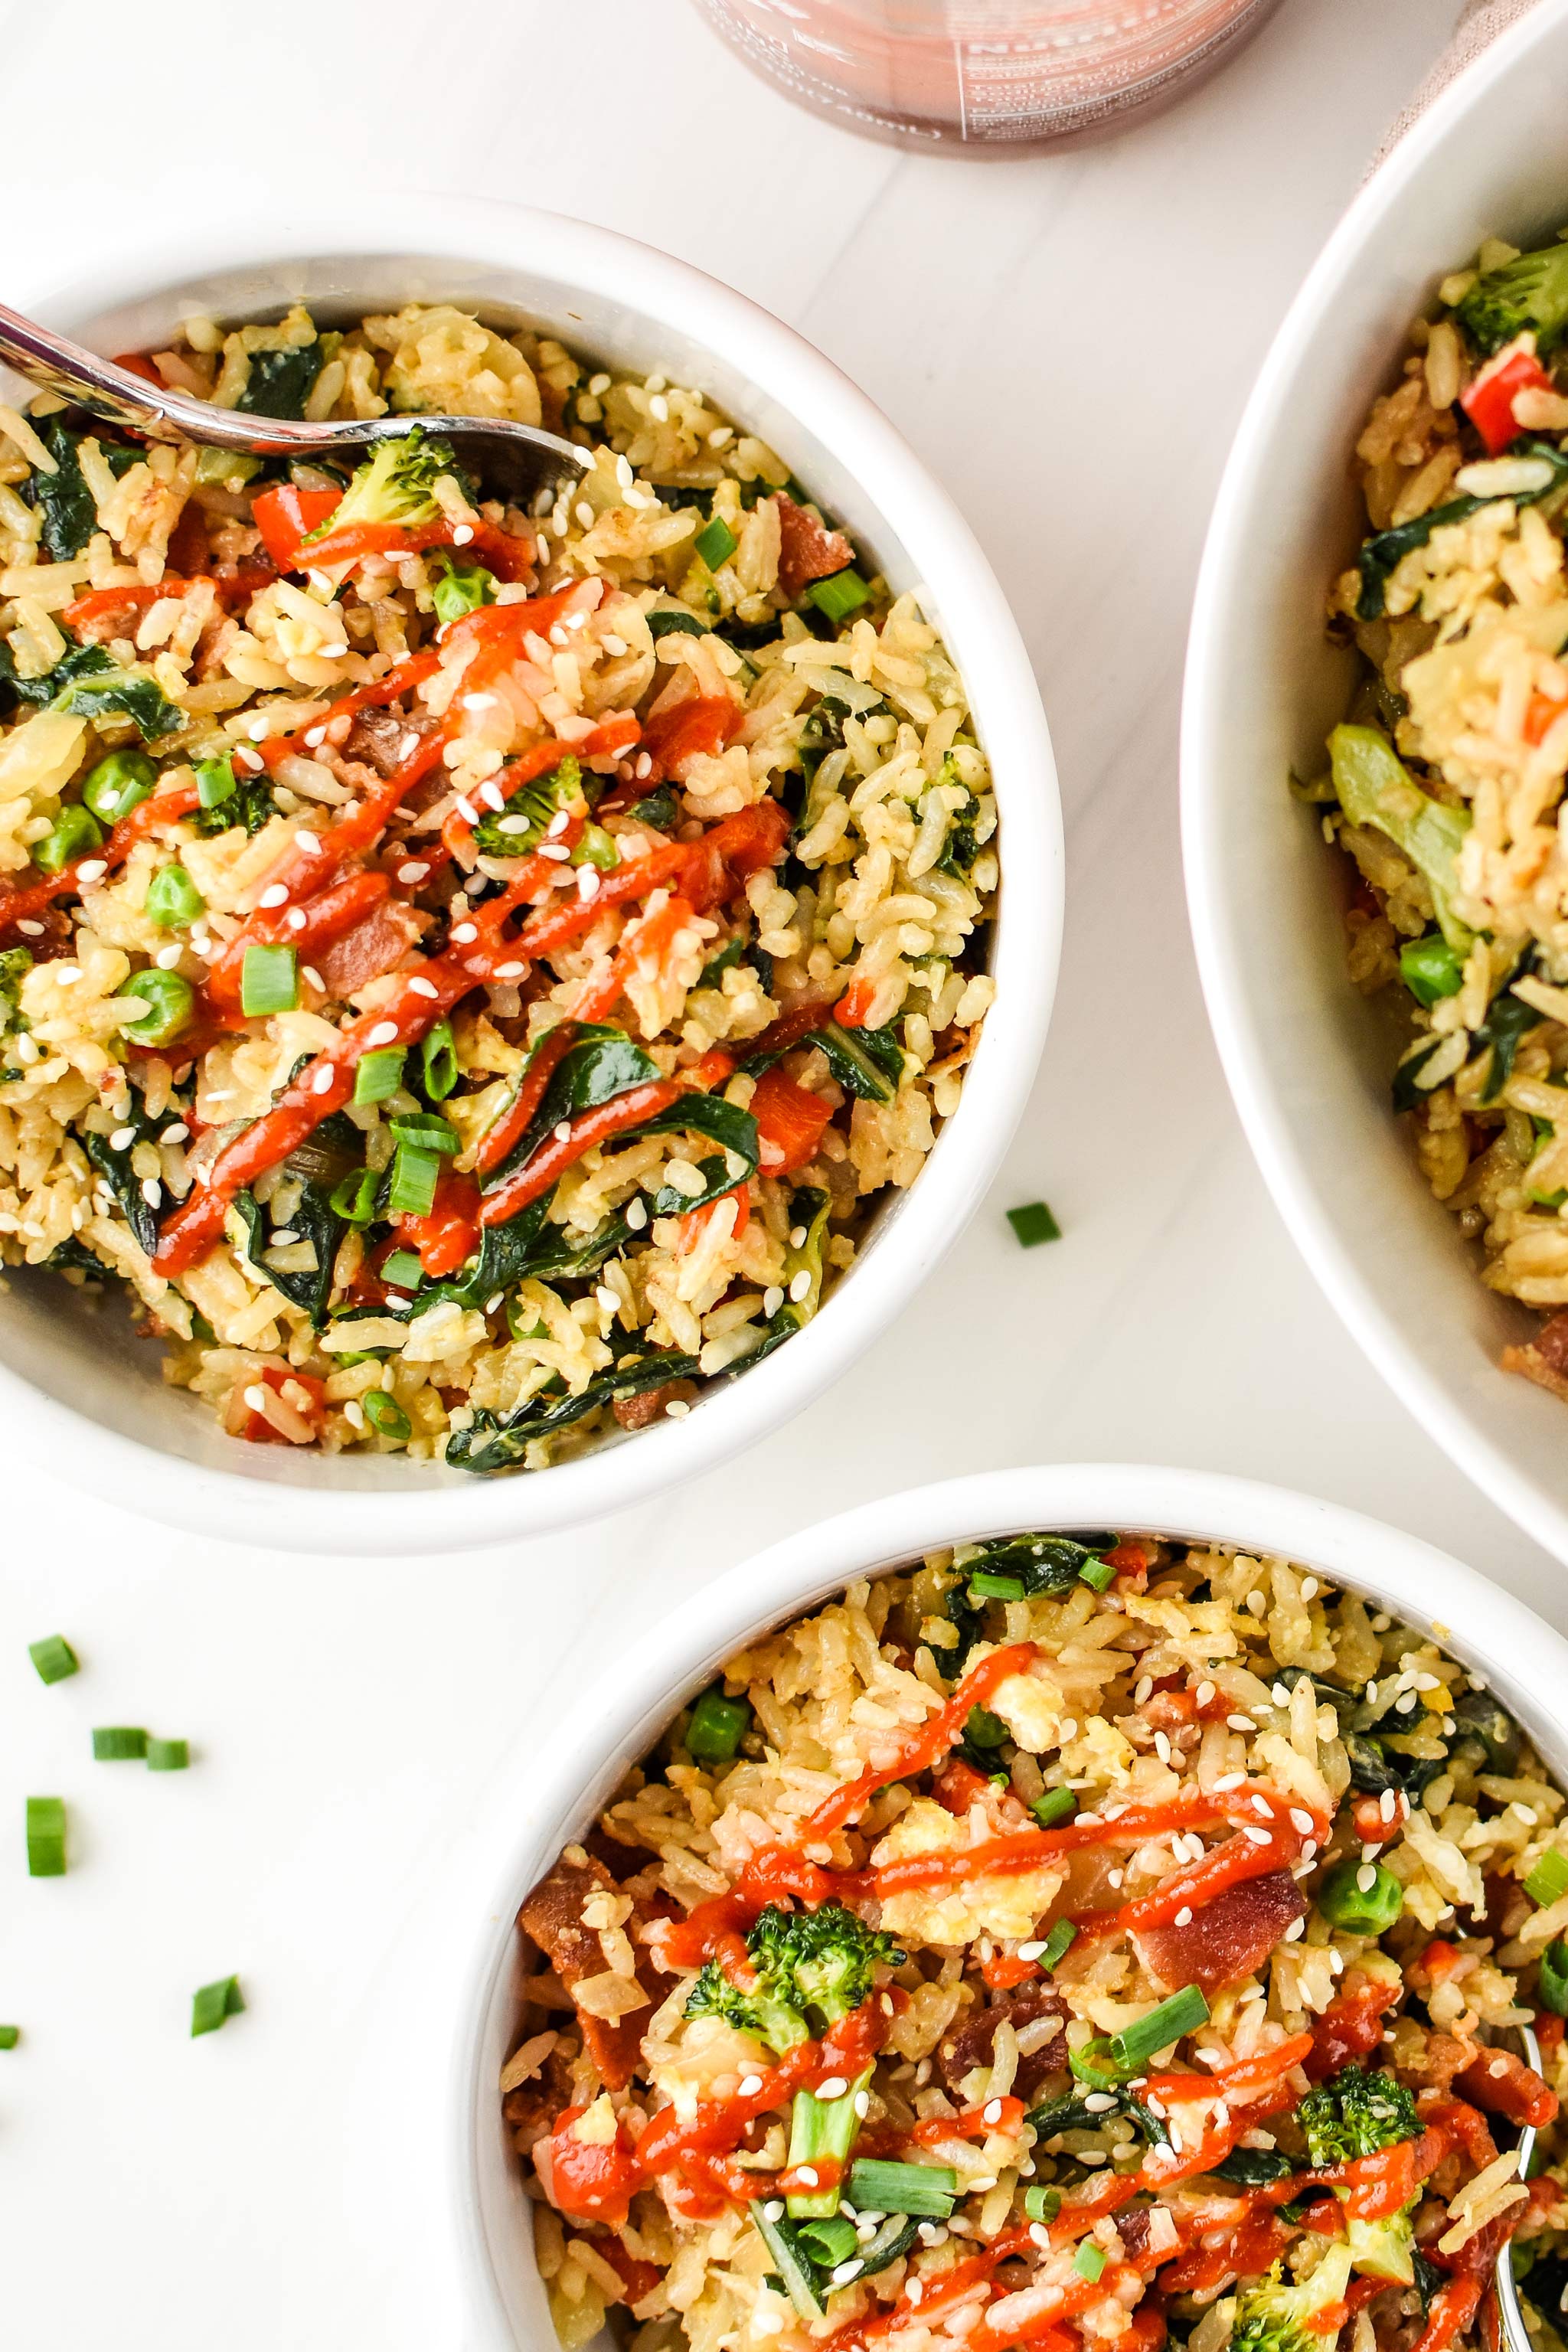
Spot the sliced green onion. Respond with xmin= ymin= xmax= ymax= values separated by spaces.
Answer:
xmin=354 ymin=1046 xmax=405 ymax=1105
xmin=421 ymin=1018 xmax=459 ymax=1102
xmin=92 ymin=1726 xmax=148 ymax=1762
xmin=194 ymin=753 xmax=237 ymax=811
xmin=25 ymin=1796 xmax=65 ymax=1878
xmin=388 ymin=1142 xmax=439 ymax=1217
xmin=379 ymin=1248 xmax=423 ymax=1290
xmin=1040 ymin=1919 xmax=1077 ymax=1971
xmin=329 ymin=1168 xmax=378 ymax=1223
xmin=848 ymin=2159 xmax=956 ymax=2217
xmin=751 ymin=2207 xmax=824 ymax=2323
xmin=387 ymin=1112 xmax=461 ymax=1155
xmin=32 ymin=804 xmax=103 ymax=874
xmin=1024 ymin=2184 xmax=1062 ymax=2224
xmin=146 ymin=1738 xmax=190 ymax=1772
xmin=965 ymin=1706 xmax=1008 ymax=1749
xmin=1007 ymin=1200 xmax=1062 ymax=1248
xmin=969 ymin=1571 xmax=1025 ymax=1601
xmin=1031 ymin=1788 xmax=1077 ymax=1831
xmin=190 ymin=1975 xmax=245 ymax=2037
xmin=1317 ymin=1858 xmax=1405 ymax=1935
xmin=28 ymin=1635 xmax=79 ymax=1685
xmin=1078 ymin=1555 xmax=1117 ymax=1594
xmin=805 ymin=567 xmax=870 ymax=623
xmin=362 ymin=1390 xmax=412 ymax=1441
xmin=1109 ymin=1983 xmax=1210 ymax=2072
xmin=1540 ymin=1939 xmax=1568 ymax=2016
xmin=795 ymin=2214 xmax=858 ymax=2266
xmin=1073 ymin=2243 xmax=1106 ymax=2282
xmin=1527 ymin=1848 xmax=1568 ymax=1909
xmin=686 ymin=1687 xmax=750 ymax=1762
xmin=145 ymin=861 xmax=204 ymax=929
xmin=694 ymin=515 xmax=738 ymax=571
xmin=0 ymin=2026 xmax=18 ymax=2050
xmin=240 ymin=943 xmax=298 ymax=1017
xmin=1400 ymin=933 xmax=1465 ymax=1008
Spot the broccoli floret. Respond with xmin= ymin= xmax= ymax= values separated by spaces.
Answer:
xmin=1297 ymin=2067 xmax=1420 ymax=2286
xmin=471 ymin=754 xmax=587 ymax=858
xmin=1297 ymin=2066 xmax=1419 ymax=2167
xmin=304 ymin=426 xmax=461 ymax=544
xmin=1457 ymin=240 xmax=1568 ymax=358
xmin=748 ymin=1900 xmax=904 ymax=2030
xmin=683 ymin=1958 xmax=812 ymax=2059
xmin=1232 ymin=2246 xmax=1354 ymax=2352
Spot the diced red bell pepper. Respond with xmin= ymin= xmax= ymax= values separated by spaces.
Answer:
xmin=642 ymin=694 xmax=742 ymax=782
xmin=252 ymin=483 xmax=343 ymax=573
xmin=1462 ymin=335 xmax=1557 ymax=455
xmin=113 ymin=351 xmax=163 ymax=387
xmin=833 ymin=972 xmax=879 ymax=1029
xmin=749 ymin=1063 xmax=834 ymax=1177
xmin=240 ymin=1365 xmax=326 ymax=1445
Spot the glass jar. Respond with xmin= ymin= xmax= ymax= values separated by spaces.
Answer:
xmin=691 ymin=0 xmax=1286 ymax=154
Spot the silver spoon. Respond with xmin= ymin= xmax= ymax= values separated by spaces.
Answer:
xmin=0 ymin=300 xmax=590 ymax=508
xmin=1491 ymin=2018 xmax=1544 ymax=2352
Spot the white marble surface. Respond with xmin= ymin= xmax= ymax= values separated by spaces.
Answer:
xmin=0 ymin=1 xmax=1550 ymax=2344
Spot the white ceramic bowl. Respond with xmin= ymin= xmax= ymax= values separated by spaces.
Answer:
xmin=0 ymin=192 xmax=1060 ymax=1557
xmin=1183 ymin=0 xmax=1568 ymax=1567
xmin=448 ymin=1460 xmax=1568 ymax=2350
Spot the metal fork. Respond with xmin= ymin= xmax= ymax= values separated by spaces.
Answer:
xmin=1491 ymin=2019 xmax=1544 ymax=2352
xmin=0 ymin=300 xmax=590 ymax=508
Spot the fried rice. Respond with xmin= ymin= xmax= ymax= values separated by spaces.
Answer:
xmin=503 ymin=1530 xmax=1568 ymax=2352
xmin=0 ymin=302 xmax=996 ymax=1471
xmin=1318 ymin=228 xmax=1568 ymax=1408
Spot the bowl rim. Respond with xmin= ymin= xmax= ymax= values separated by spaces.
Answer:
xmin=1181 ymin=0 xmax=1568 ymax=1569
xmin=447 ymin=1459 xmax=1568 ymax=2348
xmin=0 ymin=191 xmax=1062 ymax=1556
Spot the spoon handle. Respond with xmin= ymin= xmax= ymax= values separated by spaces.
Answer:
xmin=0 ymin=300 xmax=305 ymax=449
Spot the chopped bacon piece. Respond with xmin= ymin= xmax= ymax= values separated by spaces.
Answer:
xmin=613 ymin=1379 xmax=697 ymax=1430
xmin=315 ymin=899 xmax=426 ymax=998
xmin=342 ymin=704 xmax=440 ymax=779
xmin=1456 ymin=2045 xmax=1559 ymax=2129
xmin=165 ymin=501 xmax=210 ymax=577
xmin=519 ymin=1853 xmax=652 ymax=2092
xmin=1504 ymin=1305 xmax=1568 ymax=1404
xmin=774 ymin=492 xmax=856 ymax=600
xmin=1131 ymin=1867 xmax=1305 ymax=1996
xmin=936 ymin=1984 xmax=1068 ymax=2100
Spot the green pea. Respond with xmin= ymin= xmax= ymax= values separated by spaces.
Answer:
xmin=115 ymin=967 xmax=195 ymax=1047
xmin=145 ymin=862 xmax=204 ymax=930
xmin=1316 ymin=1857 xmax=1404 ymax=1935
xmin=81 ymin=750 xmax=156 ymax=827
xmin=32 ymin=804 xmax=104 ymax=874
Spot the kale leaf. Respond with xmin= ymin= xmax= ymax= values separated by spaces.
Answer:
xmin=236 ymin=341 xmax=325 ymax=420
xmin=446 ymin=1345 xmax=701 ymax=1472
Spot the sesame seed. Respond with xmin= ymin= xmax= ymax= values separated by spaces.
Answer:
xmin=344 ymin=1400 xmax=366 ymax=1430
xmin=450 ymin=923 xmax=478 ymax=944
xmin=854 ymin=2089 xmax=870 ymax=2118
xmin=817 ymin=2076 xmax=848 ymax=2102
xmin=1242 ymin=1825 xmax=1272 ymax=1847
xmin=795 ymin=2167 xmax=818 ymax=2188
xmin=1017 ymin=1940 xmax=1046 ymax=1962
xmin=577 ymin=867 xmax=600 ymax=901
xmin=1213 ymin=1772 xmax=1245 ymax=1792
xmin=739 ymin=2073 xmax=763 ymax=2096
xmin=155 ymin=942 xmax=183 ymax=970
xmin=1251 ymin=1795 xmax=1274 ymax=1819
xmin=367 ymin=1022 xmax=399 ymax=1047
xmin=603 ymin=635 xmax=628 ymax=656
xmin=665 ymin=1398 xmax=691 ymax=1419
xmin=109 ymin=1125 xmax=136 ymax=1150
xmin=789 ymin=1269 xmax=812 ymax=1302
xmin=789 ymin=1225 xmax=807 ymax=1247
xmin=763 ymin=1286 xmax=784 ymax=1316
xmin=258 ymin=883 xmax=289 ymax=909
xmin=286 ymin=908 xmax=306 ymax=932
xmin=626 ymin=1199 xmax=648 ymax=1231
xmin=77 ymin=859 xmax=107 ymax=883
xmin=1227 ymin=1713 xmax=1256 ymax=1733
xmin=302 ymin=965 xmax=324 ymax=991
xmin=407 ymin=977 xmax=439 ymax=1000
xmin=494 ymin=961 xmax=526 ymax=982
xmin=554 ymin=1122 xmax=572 ymax=1142
xmin=1153 ymin=1730 xmax=1171 ymax=1765
xmin=982 ymin=2098 xmax=1004 ymax=2125
xmin=311 ymin=1066 xmax=335 ymax=1096
xmin=137 ymin=1175 xmax=162 ymax=1208
xmin=1134 ymin=1676 xmax=1155 ymax=1705
xmin=1271 ymin=1682 xmax=1290 ymax=1706
xmin=236 ymin=747 xmax=263 ymax=772
xmin=1357 ymin=1864 xmax=1377 ymax=1892
xmin=635 ymin=752 xmax=652 ymax=779
xmin=270 ymin=1229 xmax=298 ymax=1247
xmin=595 ymin=1285 xmax=619 ymax=1315
xmin=243 ymin=1385 xmax=267 ymax=1412
xmin=303 ymin=726 xmax=326 ymax=748
xmin=1299 ymin=1577 xmax=1318 ymax=1600
xmin=479 ymin=780 xmax=505 ymax=812
xmin=161 ymin=1122 xmax=188 ymax=1144
xmin=453 ymin=798 xmax=477 ymax=825
xmin=398 ymin=862 xmax=429 ymax=885
xmin=17 ymin=920 xmax=42 ymax=936
xmin=451 ymin=523 xmax=474 ymax=546
xmin=54 ymin=965 xmax=80 ymax=985
xmin=1289 ymin=1808 xmax=1314 ymax=1833
xmin=537 ymin=840 xmax=570 ymax=859
xmin=906 ymin=2282 xmax=923 ymax=2308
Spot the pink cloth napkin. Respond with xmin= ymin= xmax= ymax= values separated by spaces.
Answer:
xmin=1378 ymin=0 xmax=1540 ymax=156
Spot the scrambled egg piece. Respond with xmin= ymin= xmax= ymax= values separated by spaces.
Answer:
xmin=872 ymin=1798 xmax=1061 ymax=1945
xmin=985 ymin=1662 xmax=1067 ymax=1753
